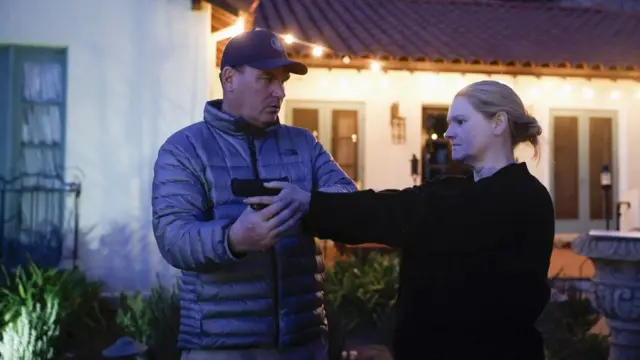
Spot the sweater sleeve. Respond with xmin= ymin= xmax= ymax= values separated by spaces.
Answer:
xmin=303 ymin=186 xmax=426 ymax=248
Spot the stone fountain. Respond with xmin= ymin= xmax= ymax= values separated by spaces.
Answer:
xmin=573 ymin=229 xmax=640 ymax=360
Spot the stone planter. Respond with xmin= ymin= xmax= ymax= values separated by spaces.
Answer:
xmin=573 ymin=230 xmax=640 ymax=360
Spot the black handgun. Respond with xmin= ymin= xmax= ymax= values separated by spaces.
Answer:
xmin=231 ymin=177 xmax=290 ymax=210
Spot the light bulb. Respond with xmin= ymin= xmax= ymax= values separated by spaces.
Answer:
xmin=370 ymin=61 xmax=382 ymax=72
xmin=312 ymin=46 xmax=323 ymax=57
xmin=283 ymin=34 xmax=294 ymax=44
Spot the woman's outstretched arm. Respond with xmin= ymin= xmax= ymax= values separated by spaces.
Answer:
xmin=302 ymin=187 xmax=426 ymax=248
xmin=243 ymin=183 xmax=426 ymax=248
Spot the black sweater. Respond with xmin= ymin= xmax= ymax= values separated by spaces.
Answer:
xmin=305 ymin=163 xmax=555 ymax=360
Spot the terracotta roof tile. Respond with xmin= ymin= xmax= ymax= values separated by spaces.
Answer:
xmin=253 ymin=0 xmax=640 ymax=69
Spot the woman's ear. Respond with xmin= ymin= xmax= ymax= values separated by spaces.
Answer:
xmin=492 ymin=111 xmax=508 ymax=136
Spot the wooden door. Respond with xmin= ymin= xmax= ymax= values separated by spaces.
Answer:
xmin=286 ymin=101 xmax=364 ymax=185
xmin=331 ymin=110 xmax=358 ymax=181
xmin=552 ymin=111 xmax=616 ymax=233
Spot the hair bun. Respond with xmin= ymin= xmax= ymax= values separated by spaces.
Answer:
xmin=526 ymin=116 xmax=542 ymax=136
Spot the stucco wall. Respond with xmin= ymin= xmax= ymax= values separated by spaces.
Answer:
xmin=1 ymin=0 xmax=213 ymax=292
xmin=271 ymin=68 xmax=640 ymax=193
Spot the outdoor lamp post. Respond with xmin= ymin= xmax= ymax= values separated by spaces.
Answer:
xmin=601 ymin=165 xmax=612 ymax=230
xmin=410 ymin=154 xmax=419 ymax=185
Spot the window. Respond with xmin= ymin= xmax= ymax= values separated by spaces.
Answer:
xmin=1 ymin=45 xmax=67 ymax=179
xmin=285 ymin=101 xmax=364 ymax=187
xmin=421 ymin=106 xmax=471 ymax=182
xmin=0 ymin=45 xmax=68 ymax=268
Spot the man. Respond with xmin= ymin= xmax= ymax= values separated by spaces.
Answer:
xmin=151 ymin=28 xmax=356 ymax=360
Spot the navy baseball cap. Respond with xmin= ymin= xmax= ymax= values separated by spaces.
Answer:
xmin=220 ymin=29 xmax=308 ymax=75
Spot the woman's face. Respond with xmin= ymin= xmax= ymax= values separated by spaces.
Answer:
xmin=444 ymin=96 xmax=496 ymax=163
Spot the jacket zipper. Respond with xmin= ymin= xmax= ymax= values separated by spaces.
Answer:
xmin=247 ymin=134 xmax=280 ymax=347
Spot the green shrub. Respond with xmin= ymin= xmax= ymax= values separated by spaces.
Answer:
xmin=0 ymin=294 xmax=59 ymax=360
xmin=536 ymin=286 xmax=609 ymax=360
xmin=0 ymin=260 xmax=108 ymax=357
xmin=116 ymin=282 xmax=180 ymax=360
xmin=325 ymin=252 xmax=400 ymax=359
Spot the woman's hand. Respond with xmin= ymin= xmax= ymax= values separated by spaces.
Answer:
xmin=243 ymin=181 xmax=311 ymax=214
xmin=342 ymin=350 xmax=358 ymax=359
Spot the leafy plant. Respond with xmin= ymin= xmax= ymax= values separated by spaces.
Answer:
xmin=325 ymin=252 xmax=400 ymax=331
xmin=0 ymin=260 xmax=107 ymax=356
xmin=116 ymin=282 xmax=180 ymax=360
xmin=536 ymin=285 xmax=609 ymax=360
xmin=0 ymin=294 xmax=60 ymax=360
xmin=325 ymin=253 xmax=400 ymax=359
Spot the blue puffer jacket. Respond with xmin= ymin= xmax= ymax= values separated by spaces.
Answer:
xmin=152 ymin=100 xmax=357 ymax=350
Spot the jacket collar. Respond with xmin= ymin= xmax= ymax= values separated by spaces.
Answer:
xmin=203 ymin=99 xmax=280 ymax=137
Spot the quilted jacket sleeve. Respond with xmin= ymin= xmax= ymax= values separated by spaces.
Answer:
xmin=152 ymin=139 xmax=240 ymax=271
xmin=308 ymin=131 xmax=358 ymax=192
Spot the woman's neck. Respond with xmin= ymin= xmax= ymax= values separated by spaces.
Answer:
xmin=470 ymin=152 xmax=516 ymax=181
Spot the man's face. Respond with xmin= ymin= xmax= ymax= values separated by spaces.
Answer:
xmin=225 ymin=66 xmax=290 ymax=128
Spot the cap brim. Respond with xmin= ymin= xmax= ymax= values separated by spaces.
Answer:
xmin=248 ymin=58 xmax=308 ymax=75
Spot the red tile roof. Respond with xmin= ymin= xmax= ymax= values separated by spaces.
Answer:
xmin=253 ymin=0 xmax=640 ymax=70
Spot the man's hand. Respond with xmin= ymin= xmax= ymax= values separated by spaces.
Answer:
xmin=243 ymin=181 xmax=311 ymax=213
xmin=228 ymin=199 xmax=300 ymax=254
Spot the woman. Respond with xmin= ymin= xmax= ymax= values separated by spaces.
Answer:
xmin=247 ymin=80 xmax=555 ymax=360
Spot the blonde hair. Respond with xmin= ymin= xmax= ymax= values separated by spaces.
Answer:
xmin=456 ymin=80 xmax=542 ymax=159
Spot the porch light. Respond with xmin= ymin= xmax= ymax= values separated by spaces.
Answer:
xmin=312 ymin=46 xmax=323 ymax=57
xmin=601 ymin=164 xmax=612 ymax=230
xmin=283 ymin=34 xmax=294 ymax=44
xmin=370 ymin=61 xmax=382 ymax=72
xmin=342 ymin=55 xmax=351 ymax=64
xmin=601 ymin=165 xmax=612 ymax=188
xmin=232 ymin=16 xmax=245 ymax=37
xmin=211 ymin=15 xmax=245 ymax=41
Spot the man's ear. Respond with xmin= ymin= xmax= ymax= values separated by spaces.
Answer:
xmin=221 ymin=66 xmax=237 ymax=92
xmin=492 ymin=111 xmax=509 ymax=136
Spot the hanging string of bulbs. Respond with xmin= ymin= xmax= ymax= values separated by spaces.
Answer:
xmin=245 ymin=30 xmax=640 ymax=100
xmin=274 ymin=32 xmax=384 ymax=73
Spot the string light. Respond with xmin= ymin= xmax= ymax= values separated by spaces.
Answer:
xmin=370 ymin=61 xmax=382 ymax=72
xmin=257 ymin=31 xmax=640 ymax=98
xmin=311 ymin=46 xmax=323 ymax=57
xmin=283 ymin=34 xmax=294 ymax=44
xmin=260 ymin=31 xmax=386 ymax=72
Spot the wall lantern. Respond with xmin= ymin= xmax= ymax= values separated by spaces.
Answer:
xmin=390 ymin=102 xmax=406 ymax=144
xmin=600 ymin=164 xmax=612 ymax=230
